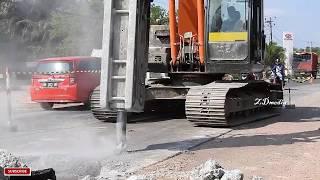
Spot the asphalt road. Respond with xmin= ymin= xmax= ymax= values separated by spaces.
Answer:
xmin=138 ymin=82 xmax=320 ymax=179
xmin=0 ymin=86 xmax=229 ymax=179
xmin=0 ymin=80 xmax=318 ymax=179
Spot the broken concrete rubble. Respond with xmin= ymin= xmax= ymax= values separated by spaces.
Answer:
xmin=0 ymin=149 xmax=28 ymax=168
xmin=191 ymin=160 xmax=224 ymax=180
xmin=191 ymin=159 xmax=243 ymax=180
xmin=126 ymin=175 xmax=148 ymax=180
xmin=0 ymin=149 xmax=28 ymax=180
xmin=220 ymin=170 xmax=243 ymax=180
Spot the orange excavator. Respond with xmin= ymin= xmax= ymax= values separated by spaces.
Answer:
xmin=93 ymin=0 xmax=283 ymax=127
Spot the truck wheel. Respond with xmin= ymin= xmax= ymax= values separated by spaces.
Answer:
xmin=90 ymin=87 xmax=117 ymax=122
xmin=40 ymin=102 xmax=54 ymax=110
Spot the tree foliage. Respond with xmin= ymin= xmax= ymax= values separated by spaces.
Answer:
xmin=150 ymin=4 xmax=169 ymax=25
xmin=304 ymin=47 xmax=320 ymax=56
xmin=1 ymin=1 xmax=170 ymax=63
xmin=0 ymin=0 xmax=104 ymax=62
xmin=265 ymin=42 xmax=286 ymax=66
xmin=0 ymin=0 xmax=56 ymax=43
xmin=294 ymin=47 xmax=319 ymax=53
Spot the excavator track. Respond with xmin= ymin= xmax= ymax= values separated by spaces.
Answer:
xmin=90 ymin=86 xmax=182 ymax=122
xmin=90 ymin=87 xmax=117 ymax=122
xmin=186 ymin=82 xmax=282 ymax=127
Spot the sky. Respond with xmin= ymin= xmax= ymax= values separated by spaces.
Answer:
xmin=154 ymin=0 xmax=320 ymax=48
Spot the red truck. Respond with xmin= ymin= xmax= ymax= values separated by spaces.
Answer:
xmin=293 ymin=52 xmax=318 ymax=77
xmin=30 ymin=56 xmax=101 ymax=110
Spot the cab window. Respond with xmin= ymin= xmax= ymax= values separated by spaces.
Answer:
xmin=209 ymin=0 xmax=248 ymax=42
xmin=37 ymin=61 xmax=73 ymax=74
xmin=78 ymin=59 xmax=101 ymax=71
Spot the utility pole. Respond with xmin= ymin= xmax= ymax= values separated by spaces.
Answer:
xmin=265 ymin=17 xmax=276 ymax=44
xmin=306 ymin=41 xmax=313 ymax=53
xmin=310 ymin=41 xmax=313 ymax=53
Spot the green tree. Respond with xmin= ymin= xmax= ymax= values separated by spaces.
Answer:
xmin=265 ymin=42 xmax=286 ymax=66
xmin=150 ymin=4 xmax=169 ymax=25
xmin=310 ymin=47 xmax=320 ymax=55
xmin=0 ymin=0 xmax=56 ymax=42
xmin=0 ymin=0 xmax=58 ymax=59
xmin=294 ymin=47 xmax=320 ymax=56
xmin=293 ymin=47 xmax=305 ymax=53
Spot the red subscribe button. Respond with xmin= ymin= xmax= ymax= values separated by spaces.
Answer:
xmin=4 ymin=168 xmax=31 ymax=176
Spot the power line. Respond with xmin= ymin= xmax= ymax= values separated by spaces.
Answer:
xmin=306 ymin=41 xmax=314 ymax=52
xmin=265 ymin=17 xmax=276 ymax=44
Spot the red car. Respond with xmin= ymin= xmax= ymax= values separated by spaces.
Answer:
xmin=30 ymin=56 xmax=101 ymax=110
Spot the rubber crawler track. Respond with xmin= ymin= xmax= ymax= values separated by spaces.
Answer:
xmin=186 ymin=82 xmax=282 ymax=127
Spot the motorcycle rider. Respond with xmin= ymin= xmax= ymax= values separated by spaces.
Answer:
xmin=271 ymin=58 xmax=285 ymax=85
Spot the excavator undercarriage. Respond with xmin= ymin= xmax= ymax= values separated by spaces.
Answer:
xmin=91 ymin=77 xmax=283 ymax=127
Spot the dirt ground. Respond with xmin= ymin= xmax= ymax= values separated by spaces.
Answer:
xmin=138 ymin=90 xmax=320 ymax=179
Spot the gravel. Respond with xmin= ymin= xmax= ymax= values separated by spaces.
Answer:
xmin=126 ymin=175 xmax=148 ymax=180
xmin=129 ymin=159 xmax=245 ymax=180
xmin=251 ymin=176 xmax=263 ymax=180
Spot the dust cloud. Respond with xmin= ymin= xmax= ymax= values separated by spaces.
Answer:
xmin=0 ymin=0 xmax=111 ymax=179
xmin=20 ymin=131 xmax=117 ymax=178
xmin=0 ymin=91 xmax=9 ymax=129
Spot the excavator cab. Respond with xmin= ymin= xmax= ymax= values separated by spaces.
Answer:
xmin=206 ymin=0 xmax=265 ymax=74
xmin=167 ymin=0 xmax=265 ymax=75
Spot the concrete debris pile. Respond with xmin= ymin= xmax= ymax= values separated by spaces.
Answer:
xmin=191 ymin=159 xmax=243 ymax=180
xmin=0 ymin=149 xmax=28 ymax=168
xmin=83 ymin=159 xmax=252 ymax=180
xmin=125 ymin=160 xmax=245 ymax=180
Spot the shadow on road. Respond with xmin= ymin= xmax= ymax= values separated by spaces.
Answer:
xmin=237 ymin=107 xmax=320 ymax=130
xmin=129 ymin=111 xmax=186 ymax=124
xmin=190 ymin=129 xmax=320 ymax=151
xmin=130 ymin=107 xmax=320 ymax=152
xmin=126 ymin=100 xmax=187 ymax=124
xmin=131 ymin=128 xmax=320 ymax=153
xmin=53 ymin=105 xmax=89 ymax=112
